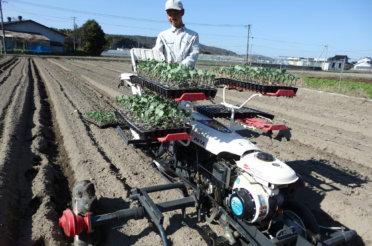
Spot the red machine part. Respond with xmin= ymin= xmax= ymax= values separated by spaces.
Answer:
xmin=264 ymin=89 xmax=296 ymax=97
xmin=59 ymin=209 xmax=91 ymax=237
xmin=157 ymin=133 xmax=192 ymax=142
xmin=237 ymin=118 xmax=288 ymax=131
xmin=225 ymin=86 xmax=296 ymax=97
xmin=174 ymin=93 xmax=208 ymax=102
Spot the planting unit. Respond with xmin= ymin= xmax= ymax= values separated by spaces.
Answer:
xmin=215 ymin=78 xmax=298 ymax=97
xmin=59 ymin=49 xmax=357 ymax=246
xmin=130 ymin=75 xmax=217 ymax=100
xmin=116 ymin=109 xmax=192 ymax=145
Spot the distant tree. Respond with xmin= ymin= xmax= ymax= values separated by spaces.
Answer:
xmin=104 ymin=36 xmax=111 ymax=50
xmin=80 ymin=20 xmax=106 ymax=55
xmin=104 ymin=35 xmax=138 ymax=50
xmin=58 ymin=28 xmax=74 ymax=53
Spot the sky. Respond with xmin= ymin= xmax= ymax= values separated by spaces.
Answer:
xmin=2 ymin=0 xmax=372 ymax=61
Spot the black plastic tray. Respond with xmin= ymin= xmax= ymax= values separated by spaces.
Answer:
xmin=214 ymin=78 xmax=298 ymax=95
xmin=194 ymin=104 xmax=274 ymax=120
xmin=130 ymin=75 xmax=217 ymax=99
xmin=116 ymin=110 xmax=191 ymax=140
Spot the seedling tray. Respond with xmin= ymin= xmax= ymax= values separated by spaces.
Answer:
xmin=194 ymin=104 xmax=274 ymax=120
xmin=116 ymin=110 xmax=191 ymax=141
xmin=214 ymin=78 xmax=298 ymax=96
xmin=130 ymin=75 xmax=217 ymax=99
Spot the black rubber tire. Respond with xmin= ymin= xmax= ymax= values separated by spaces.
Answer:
xmin=72 ymin=180 xmax=98 ymax=246
xmin=282 ymin=199 xmax=321 ymax=244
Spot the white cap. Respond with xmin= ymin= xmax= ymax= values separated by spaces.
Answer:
xmin=165 ymin=0 xmax=184 ymax=11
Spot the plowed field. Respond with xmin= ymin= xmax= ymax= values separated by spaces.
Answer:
xmin=0 ymin=55 xmax=371 ymax=246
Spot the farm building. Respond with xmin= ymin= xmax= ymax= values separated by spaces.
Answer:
xmin=2 ymin=18 xmax=65 ymax=53
xmin=352 ymin=57 xmax=372 ymax=71
xmin=322 ymin=55 xmax=349 ymax=71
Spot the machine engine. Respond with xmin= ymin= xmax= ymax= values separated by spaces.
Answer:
xmin=228 ymin=151 xmax=299 ymax=223
xmin=173 ymin=125 xmax=300 ymax=225
xmin=197 ymin=150 xmax=299 ymax=224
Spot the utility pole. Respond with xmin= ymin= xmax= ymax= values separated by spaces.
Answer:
xmin=317 ymin=44 xmax=328 ymax=70
xmin=0 ymin=0 xmax=7 ymax=54
xmin=338 ymin=58 xmax=346 ymax=92
xmin=72 ymin=17 xmax=76 ymax=51
xmin=245 ymin=24 xmax=251 ymax=64
xmin=250 ymin=43 xmax=253 ymax=65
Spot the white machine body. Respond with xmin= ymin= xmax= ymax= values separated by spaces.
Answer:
xmin=190 ymin=112 xmax=261 ymax=157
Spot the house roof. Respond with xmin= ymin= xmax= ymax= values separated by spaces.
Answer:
xmin=358 ymin=57 xmax=372 ymax=62
xmin=4 ymin=20 xmax=65 ymax=37
xmin=5 ymin=30 xmax=50 ymax=42
xmin=328 ymin=55 xmax=349 ymax=61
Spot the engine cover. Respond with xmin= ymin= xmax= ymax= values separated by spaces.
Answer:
xmin=237 ymin=152 xmax=298 ymax=185
xmin=230 ymin=173 xmax=271 ymax=223
xmin=230 ymin=189 xmax=256 ymax=221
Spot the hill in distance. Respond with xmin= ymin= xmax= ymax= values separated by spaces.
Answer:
xmin=106 ymin=34 xmax=238 ymax=56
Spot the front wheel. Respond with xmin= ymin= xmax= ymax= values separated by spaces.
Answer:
xmin=72 ymin=180 xmax=99 ymax=246
xmin=282 ymin=199 xmax=321 ymax=244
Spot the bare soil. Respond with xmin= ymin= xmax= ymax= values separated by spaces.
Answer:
xmin=0 ymin=55 xmax=371 ymax=246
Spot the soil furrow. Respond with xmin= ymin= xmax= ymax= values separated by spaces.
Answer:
xmin=0 ymin=56 xmax=18 ymax=74
xmin=45 ymin=59 xmax=120 ymax=109
xmin=37 ymin=60 xmax=140 ymax=199
xmin=0 ymin=57 xmax=33 ymax=245
xmin=71 ymin=59 xmax=124 ymax=73
xmin=0 ymin=57 xmax=21 ymax=87
xmin=20 ymin=60 xmax=73 ymax=245
xmin=0 ymin=55 xmax=13 ymax=67
xmin=48 ymin=58 xmax=123 ymax=91
xmin=33 ymin=58 xmax=131 ymax=201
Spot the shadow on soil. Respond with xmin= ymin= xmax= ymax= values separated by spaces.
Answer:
xmin=93 ymin=198 xmax=219 ymax=246
xmin=93 ymin=197 xmax=132 ymax=245
xmin=287 ymin=158 xmax=367 ymax=246
xmin=237 ymin=128 xmax=292 ymax=142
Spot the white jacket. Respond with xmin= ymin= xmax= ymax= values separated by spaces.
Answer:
xmin=153 ymin=25 xmax=199 ymax=68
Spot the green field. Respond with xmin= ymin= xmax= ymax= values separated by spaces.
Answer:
xmin=298 ymin=77 xmax=372 ymax=99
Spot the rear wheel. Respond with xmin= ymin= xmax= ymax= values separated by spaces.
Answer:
xmin=282 ymin=199 xmax=321 ymax=244
xmin=72 ymin=180 xmax=99 ymax=246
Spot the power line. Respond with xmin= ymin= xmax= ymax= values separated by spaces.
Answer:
xmin=5 ymin=5 xmax=71 ymax=22
xmin=253 ymin=37 xmax=324 ymax=47
xmin=11 ymin=0 xmax=165 ymax=23
xmin=11 ymin=0 xmax=245 ymax=28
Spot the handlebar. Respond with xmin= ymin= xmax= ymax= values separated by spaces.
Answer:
xmin=220 ymin=86 xmax=262 ymax=131
xmin=221 ymin=86 xmax=262 ymax=110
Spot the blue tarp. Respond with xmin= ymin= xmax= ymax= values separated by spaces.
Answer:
xmin=27 ymin=44 xmax=52 ymax=53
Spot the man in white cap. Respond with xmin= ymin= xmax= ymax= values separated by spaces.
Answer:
xmin=153 ymin=0 xmax=199 ymax=68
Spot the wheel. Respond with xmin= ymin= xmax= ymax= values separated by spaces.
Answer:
xmin=149 ymin=142 xmax=169 ymax=159
xmin=282 ymin=199 xmax=321 ymax=244
xmin=72 ymin=180 xmax=99 ymax=246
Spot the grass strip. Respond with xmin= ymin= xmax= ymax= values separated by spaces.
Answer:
xmin=302 ymin=77 xmax=372 ymax=99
